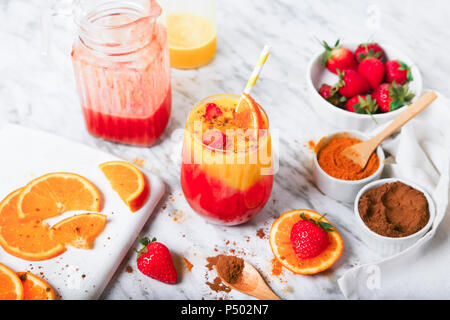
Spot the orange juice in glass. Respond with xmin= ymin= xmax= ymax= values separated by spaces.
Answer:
xmin=181 ymin=94 xmax=273 ymax=225
xmin=160 ymin=0 xmax=216 ymax=69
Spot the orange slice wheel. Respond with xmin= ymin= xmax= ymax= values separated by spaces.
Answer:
xmin=269 ymin=209 xmax=344 ymax=275
xmin=17 ymin=272 xmax=55 ymax=300
xmin=0 ymin=189 xmax=65 ymax=261
xmin=17 ymin=173 xmax=102 ymax=220
xmin=50 ymin=213 xmax=106 ymax=249
xmin=0 ymin=263 xmax=23 ymax=300
xmin=99 ymin=161 xmax=150 ymax=212
xmin=234 ymin=93 xmax=265 ymax=130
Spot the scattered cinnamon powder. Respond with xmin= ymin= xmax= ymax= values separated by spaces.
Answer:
xmin=256 ymin=228 xmax=265 ymax=239
xmin=318 ymin=137 xmax=379 ymax=180
xmin=358 ymin=181 xmax=430 ymax=237
xmin=271 ymin=258 xmax=283 ymax=276
xmin=184 ymin=257 xmax=193 ymax=272
xmin=206 ymin=277 xmax=232 ymax=293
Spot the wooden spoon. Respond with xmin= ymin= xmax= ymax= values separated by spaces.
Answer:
xmin=341 ymin=91 xmax=438 ymax=168
xmin=215 ymin=260 xmax=281 ymax=300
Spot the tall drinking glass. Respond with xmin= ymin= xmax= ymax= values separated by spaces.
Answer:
xmin=181 ymin=94 xmax=273 ymax=225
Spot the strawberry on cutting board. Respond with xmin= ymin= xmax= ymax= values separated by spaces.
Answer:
xmin=372 ymin=82 xmax=415 ymax=113
xmin=321 ymin=40 xmax=357 ymax=74
xmin=354 ymin=42 xmax=385 ymax=62
xmin=385 ymin=60 xmax=413 ymax=85
xmin=336 ymin=69 xmax=369 ymax=98
xmin=358 ymin=57 xmax=386 ymax=90
xmin=136 ymin=237 xmax=177 ymax=284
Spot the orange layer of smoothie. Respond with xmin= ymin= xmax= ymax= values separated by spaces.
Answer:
xmin=181 ymin=94 xmax=273 ymax=225
xmin=166 ymin=12 xmax=216 ymax=69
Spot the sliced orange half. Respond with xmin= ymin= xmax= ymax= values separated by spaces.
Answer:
xmin=0 ymin=189 xmax=65 ymax=261
xmin=99 ymin=161 xmax=150 ymax=212
xmin=17 ymin=272 xmax=55 ymax=300
xmin=233 ymin=93 xmax=265 ymax=130
xmin=17 ymin=173 xmax=102 ymax=220
xmin=50 ymin=213 xmax=106 ymax=249
xmin=0 ymin=263 xmax=23 ymax=300
xmin=269 ymin=209 xmax=344 ymax=275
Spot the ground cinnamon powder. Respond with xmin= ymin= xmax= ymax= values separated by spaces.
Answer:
xmin=318 ymin=137 xmax=379 ymax=180
xmin=205 ymin=254 xmax=245 ymax=292
xmin=358 ymin=181 xmax=430 ymax=237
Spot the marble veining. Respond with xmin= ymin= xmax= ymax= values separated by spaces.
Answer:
xmin=0 ymin=0 xmax=449 ymax=299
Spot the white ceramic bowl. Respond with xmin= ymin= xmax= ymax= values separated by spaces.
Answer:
xmin=306 ymin=42 xmax=423 ymax=132
xmin=354 ymin=178 xmax=435 ymax=256
xmin=312 ymin=130 xmax=384 ymax=203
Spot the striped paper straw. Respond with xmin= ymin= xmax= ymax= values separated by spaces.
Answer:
xmin=242 ymin=44 xmax=272 ymax=95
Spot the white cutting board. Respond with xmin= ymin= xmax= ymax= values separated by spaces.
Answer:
xmin=0 ymin=124 xmax=165 ymax=299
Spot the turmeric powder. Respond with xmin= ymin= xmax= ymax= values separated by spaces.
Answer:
xmin=317 ymin=137 xmax=379 ymax=180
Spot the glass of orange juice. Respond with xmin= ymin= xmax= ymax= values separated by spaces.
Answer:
xmin=159 ymin=0 xmax=217 ymax=69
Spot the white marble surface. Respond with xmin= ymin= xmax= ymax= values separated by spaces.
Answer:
xmin=0 ymin=0 xmax=449 ymax=300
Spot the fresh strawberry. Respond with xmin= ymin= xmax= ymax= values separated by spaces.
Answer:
xmin=136 ymin=237 xmax=177 ymax=284
xmin=204 ymin=103 xmax=223 ymax=120
xmin=318 ymin=83 xmax=347 ymax=108
xmin=385 ymin=60 xmax=413 ymax=84
xmin=345 ymin=94 xmax=378 ymax=114
xmin=322 ymin=39 xmax=357 ymax=74
xmin=354 ymin=42 xmax=385 ymax=62
xmin=372 ymin=81 xmax=415 ymax=113
xmin=357 ymin=57 xmax=386 ymax=90
xmin=202 ymin=129 xmax=227 ymax=150
xmin=318 ymin=84 xmax=333 ymax=99
xmin=290 ymin=213 xmax=333 ymax=259
xmin=336 ymin=69 xmax=369 ymax=98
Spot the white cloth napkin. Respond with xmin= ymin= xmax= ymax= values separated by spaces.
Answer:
xmin=338 ymin=91 xmax=450 ymax=299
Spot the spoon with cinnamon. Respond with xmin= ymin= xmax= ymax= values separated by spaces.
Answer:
xmin=213 ymin=255 xmax=281 ymax=300
xmin=341 ymin=91 xmax=437 ymax=168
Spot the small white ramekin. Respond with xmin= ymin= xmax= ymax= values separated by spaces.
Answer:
xmin=354 ymin=178 xmax=436 ymax=256
xmin=312 ymin=131 xmax=384 ymax=203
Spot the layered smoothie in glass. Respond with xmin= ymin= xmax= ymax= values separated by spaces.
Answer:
xmin=181 ymin=94 xmax=273 ymax=225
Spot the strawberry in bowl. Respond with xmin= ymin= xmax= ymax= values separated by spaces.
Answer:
xmin=306 ymin=40 xmax=422 ymax=131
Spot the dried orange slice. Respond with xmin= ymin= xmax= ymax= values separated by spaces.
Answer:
xmin=17 ymin=272 xmax=55 ymax=300
xmin=50 ymin=213 xmax=106 ymax=249
xmin=269 ymin=209 xmax=344 ymax=275
xmin=234 ymin=93 xmax=265 ymax=130
xmin=0 ymin=189 xmax=65 ymax=261
xmin=17 ymin=173 xmax=101 ymax=220
xmin=99 ymin=161 xmax=150 ymax=212
xmin=0 ymin=263 xmax=23 ymax=300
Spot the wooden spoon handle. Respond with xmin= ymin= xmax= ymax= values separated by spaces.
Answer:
xmin=251 ymin=287 xmax=281 ymax=300
xmin=369 ymin=91 xmax=437 ymax=148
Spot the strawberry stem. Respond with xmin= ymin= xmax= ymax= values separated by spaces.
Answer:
xmin=300 ymin=213 xmax=334 ymax=232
